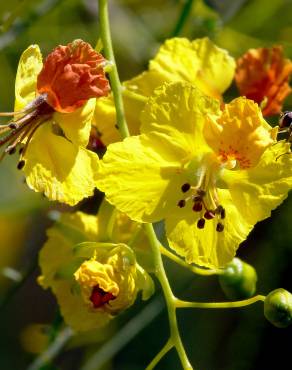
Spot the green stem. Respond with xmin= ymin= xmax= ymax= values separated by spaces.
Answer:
xmin=80 ymin=297 xmax=164 ymax=370
xmin=0 ymin=258 xmax=37 ymax=311
xmin=175 ymin=295 xmax=266 ymax=309
xmin=146 ymin=339 xmax=173 ymax=370
xmin=144 ymin=224 xmax=192 ymax=370
xmin=98 ymin=0 xmax=130 ymax=138
xmin=160 ymin=245 xmax=222 ymax=276
xmin=27 ymin=326 xmax=74 ymax=370
xmin=122 ymin=87 xmax=148 ymax=103
xmin=171 ymin=0 xmax=195 ymax=37
xmin=98 ymin=2 xmax=191 ymax=368
xmin=48 ymin=310 xmax=63 ymax=343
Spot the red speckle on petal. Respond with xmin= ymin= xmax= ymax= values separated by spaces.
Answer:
xmin=90 ymin=285 xmax=115 ymax=309
xmin=37 ymin=39 xmax=110 ymax=113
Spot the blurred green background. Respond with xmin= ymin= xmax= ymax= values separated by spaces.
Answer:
xmin=0 ymin=0 xmax=291 ymax=369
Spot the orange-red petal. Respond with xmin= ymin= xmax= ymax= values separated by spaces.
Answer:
xmin=235 ymin=46 xmax=292 ymax=116
xmin=37 ymin=39 xmax=110 ymax=113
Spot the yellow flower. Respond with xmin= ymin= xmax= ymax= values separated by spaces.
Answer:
xmin=94 ymin=37 xmax=235 ymax=145
xmin=38 ymin=212 xmax=153 ymax=332
xmin=96 ymin=82 xmax=292 ymax=268
xmin=0 ymin=41 xmax=110 ymax=205
xmin=74 ymin=246 xmax=144 ymax=314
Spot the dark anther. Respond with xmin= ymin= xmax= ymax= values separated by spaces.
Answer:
xmin=19 ymin=147 xmax=23 ymax=154
xmin=177 ymin=199 xmax=186 ymax=208
xmin=216 ymin=222 xmax=224 ymax=232
xmin=215 ymin=205 xmax=223 ymax=214
xmin=17 ymin=160 xmax=25 ymax=170
xmin=192 ymin=202 xmax=202 ymax=212
xmin=8 ymin=147 xmax=16 ymax=155
xmin=192 ymin=196 xmax=202 ymax=202
xmin=220 ymin=208 xmax=226 ymax=219
xmin=181 ymin=183 xmax=191 ymax=193
xmin=215 ymin=205 xmax=226 ymax=219
xmin=204 ymin=210 xmax=215 ymax=220
xmin=9 ymin=123 xmax=17 ymax=129
xmin=279 ymin=111 xmax=292 ymax=129
xmin=114 ymin=123 xmax=119 ymax=129
xmin=197 ymin=218 xmax=205 ymax=229
xmin=197 ymin=189 xmax=206 ymax=197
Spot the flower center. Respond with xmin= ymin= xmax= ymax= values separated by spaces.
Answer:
xmin=177 ymin=156 xmax=225 ymax=232
xmin=90 ymin=284 xmax=116 ymax=309
xmin=0 ymin=93 xmax=54 ymax=169
xmin=87 ymin=126 xmax=106 ymax=153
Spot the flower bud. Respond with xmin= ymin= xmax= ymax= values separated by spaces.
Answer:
xmin=264 ymin=288 xmax=292 ymax=328
xmin=219 ymin=258 xmax=257 ymax=300
xmin=74 ymin=244 xmax=151 ymax=314
xmin=38 ymin=212 xmax=154 ymax=332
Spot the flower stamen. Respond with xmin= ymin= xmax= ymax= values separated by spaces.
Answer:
xmin=197 ymin=218 xmax=205 ymax=229
xmin=177 ymin=166 xmax=226 ymax=232
xmin=181 ymin=183 xmax=191 ymax=192
xmin=0 ymin=94 xmax=54 ymax=166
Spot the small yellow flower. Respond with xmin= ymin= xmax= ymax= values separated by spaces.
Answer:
xmin=94 ymin=37 xmax=235 ymax=145
xmin=74 ymin=246 xmax=144 ymax=314
xmin=38 ymin=212 xmax=153 ymax=332
xmin=96 ymin=82 xmax=292 ymax=268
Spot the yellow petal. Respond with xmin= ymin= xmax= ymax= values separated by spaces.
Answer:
xmin=93 ymin=90 xmax=145 ymax=146
xmin=93 ymin=96 xmax=121 ymax=145
xmin=52 ymin=280 xmax=111 ymax=332
xmin=23 ymin=123 xmax=99 ymax=206
xmin=204 ymin=97 xmax=275 ymax=169
xmin=93 ymin=37 xmax=234 ymax=145
xmin=54 ymin=98 xmax=96 ymax=147
xmin=38 ymin=212 xmax=109 ymax=332
xmin=73 ymin=244 xmax=151 ymax=313
xmin=148 ymin=37 xmax=235 ymax=99
xmin=39 ymin=212 xmax=98 ymax=289
xmin=124 ymin=38 xmax=235 ymax=100
xmin=74 ymin=259 xmax=119 ymax=302
xmin=96 ymin=134 xmax=183 ymax=222
xmin=221 ymin=141 xmax=292 ymax=225
xmin=96 ymin=82 xmax=219 ymax=222
xmin=124 ymin=70 xmax=166 ymax=98
xmin=14 ymin=45 xmax=43 ymax=111
xmin=140 ymin=82 xmax=220 ymax=161
xmin=166 ymin=189 xmax=252 ymax=269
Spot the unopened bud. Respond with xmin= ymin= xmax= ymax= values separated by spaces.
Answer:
xmin=264 ymin=288 xmax=292 ymax=328
xmin=219 ymin=258 xmax=257 ymax=299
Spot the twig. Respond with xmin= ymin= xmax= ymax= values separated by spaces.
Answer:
xmin=80 ymin=297 xmax=164 ymax=370
xmin=27 ymin=326 xmax=74 ymax=370
xmin=171 ymin=0 xmax=194 ymax=37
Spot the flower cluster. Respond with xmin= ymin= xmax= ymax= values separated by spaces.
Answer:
xmin=1 ymin=36 xmax=292 ymax=334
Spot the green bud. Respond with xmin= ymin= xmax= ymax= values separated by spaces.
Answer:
xmin=264 ymin=289 xmax=292 ymax=328
xmin=219 ymin=258 xmax=257 ymax=300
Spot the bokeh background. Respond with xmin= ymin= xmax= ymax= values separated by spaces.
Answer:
xmin=0 ymin=0 xmax=291 ymax=369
